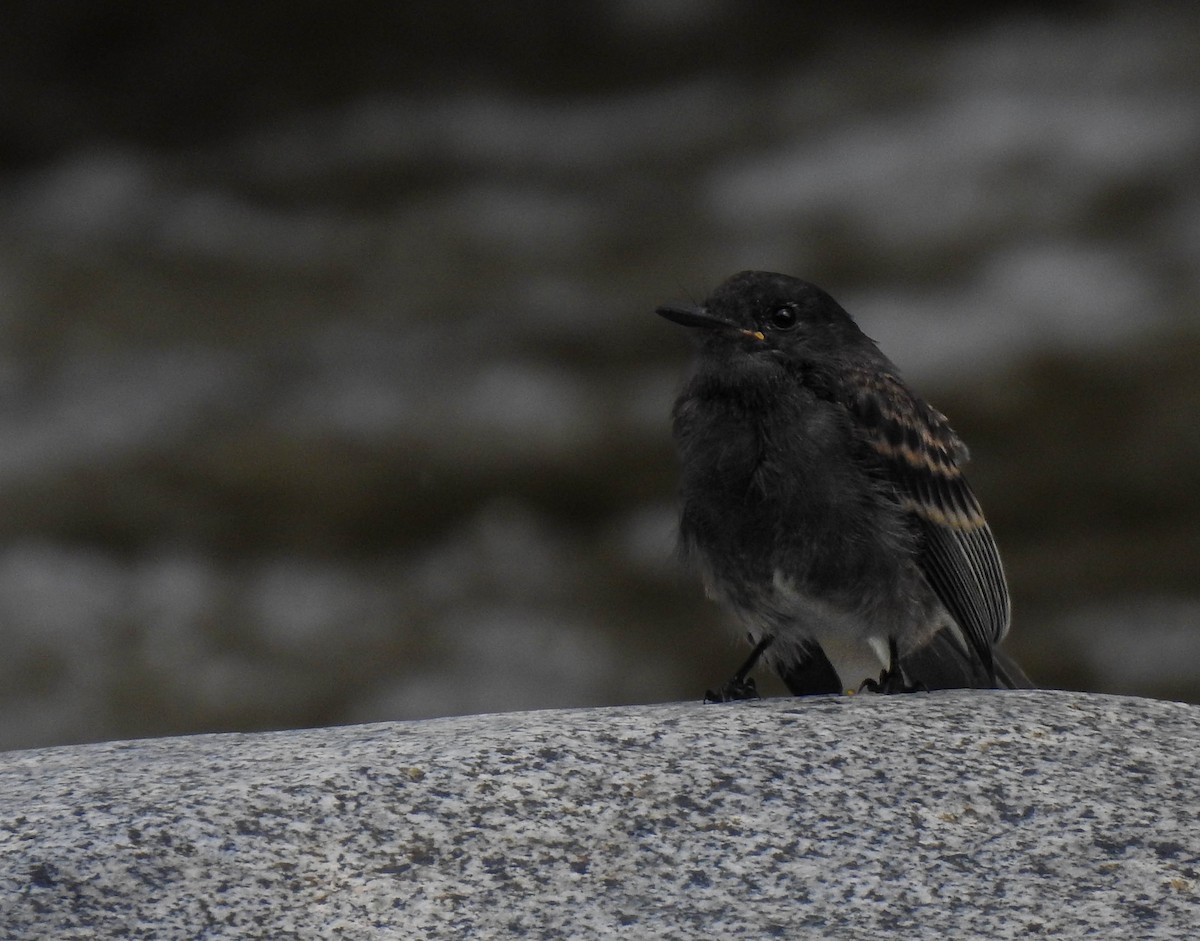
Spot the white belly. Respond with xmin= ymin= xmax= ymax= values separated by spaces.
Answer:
xmin=716 ymin=567 xmax=936 ymax=689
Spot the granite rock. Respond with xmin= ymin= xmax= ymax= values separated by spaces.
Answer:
xmin=2 ymin=690 xmax=1199 ymax=939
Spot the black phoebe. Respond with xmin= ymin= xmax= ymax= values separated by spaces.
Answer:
xmin=658 ymin=271 xmax=1030 ymax=698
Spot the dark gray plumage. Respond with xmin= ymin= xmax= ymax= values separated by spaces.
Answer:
xmin=658 ymin=270 xmax=1029 ymax=696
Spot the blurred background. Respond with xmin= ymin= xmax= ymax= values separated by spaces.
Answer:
xmin=0 ymin=1 xmax=1198 ymax=751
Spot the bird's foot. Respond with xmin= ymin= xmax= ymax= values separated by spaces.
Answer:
xmin=859 ymin=668 xmax=926 ymax=695
xmin=703 ymin=634 xmax=773 ymax=703
xmin=704 ymin=675 xmax=761 ymax=703
xmin=859 ymin=637 xmax=927 ymax=694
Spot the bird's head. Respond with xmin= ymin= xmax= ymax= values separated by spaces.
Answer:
xmin=657 ymin=270 xmax=870 ymax=363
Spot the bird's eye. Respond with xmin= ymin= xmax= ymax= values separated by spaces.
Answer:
xmin=768 ymin=306 xmax=798 ymax=330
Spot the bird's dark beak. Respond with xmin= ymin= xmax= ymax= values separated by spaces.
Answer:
xmin=656 ymin=304 xmax=765 ymax=341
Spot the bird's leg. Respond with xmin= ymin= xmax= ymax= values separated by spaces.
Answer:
xmin=860 ymin=637 xmax=927 ymax=694
xmin=704 ymin=634 xmax=774 ymax=703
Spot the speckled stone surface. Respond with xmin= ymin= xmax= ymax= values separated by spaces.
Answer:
xmin=2 ymin=690 xmax=1199 ymax=939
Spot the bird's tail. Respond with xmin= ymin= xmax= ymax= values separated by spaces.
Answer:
xmin=993 ymin=647 xmax=1034 ymax=690
xmin=899 ymin=628 xmax=1033 ymax=690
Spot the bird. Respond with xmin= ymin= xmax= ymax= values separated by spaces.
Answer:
xmin=657 ymin=270 xmax=1030 ymax=699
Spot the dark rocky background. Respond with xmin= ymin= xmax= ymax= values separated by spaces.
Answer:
xmin=0 ymin=1 xmax=1198 ymax=750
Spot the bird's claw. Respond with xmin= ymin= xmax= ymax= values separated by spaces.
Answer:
xmin=859 ymin=637 xmax=927 ymax=694
xmin=702 ymin=634 xmax=773 ymax=703
xmin=859 ymin=665 xmax=927 ymax=695
xmin=704 ymin=676 xmax=761 ymax=703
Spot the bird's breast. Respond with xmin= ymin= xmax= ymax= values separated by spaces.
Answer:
xmin=673 ymin=380 xmax=914 ymax=596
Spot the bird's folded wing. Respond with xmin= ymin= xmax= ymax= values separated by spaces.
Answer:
xmin=838 ymin=366 xmax=1011 ymax=673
